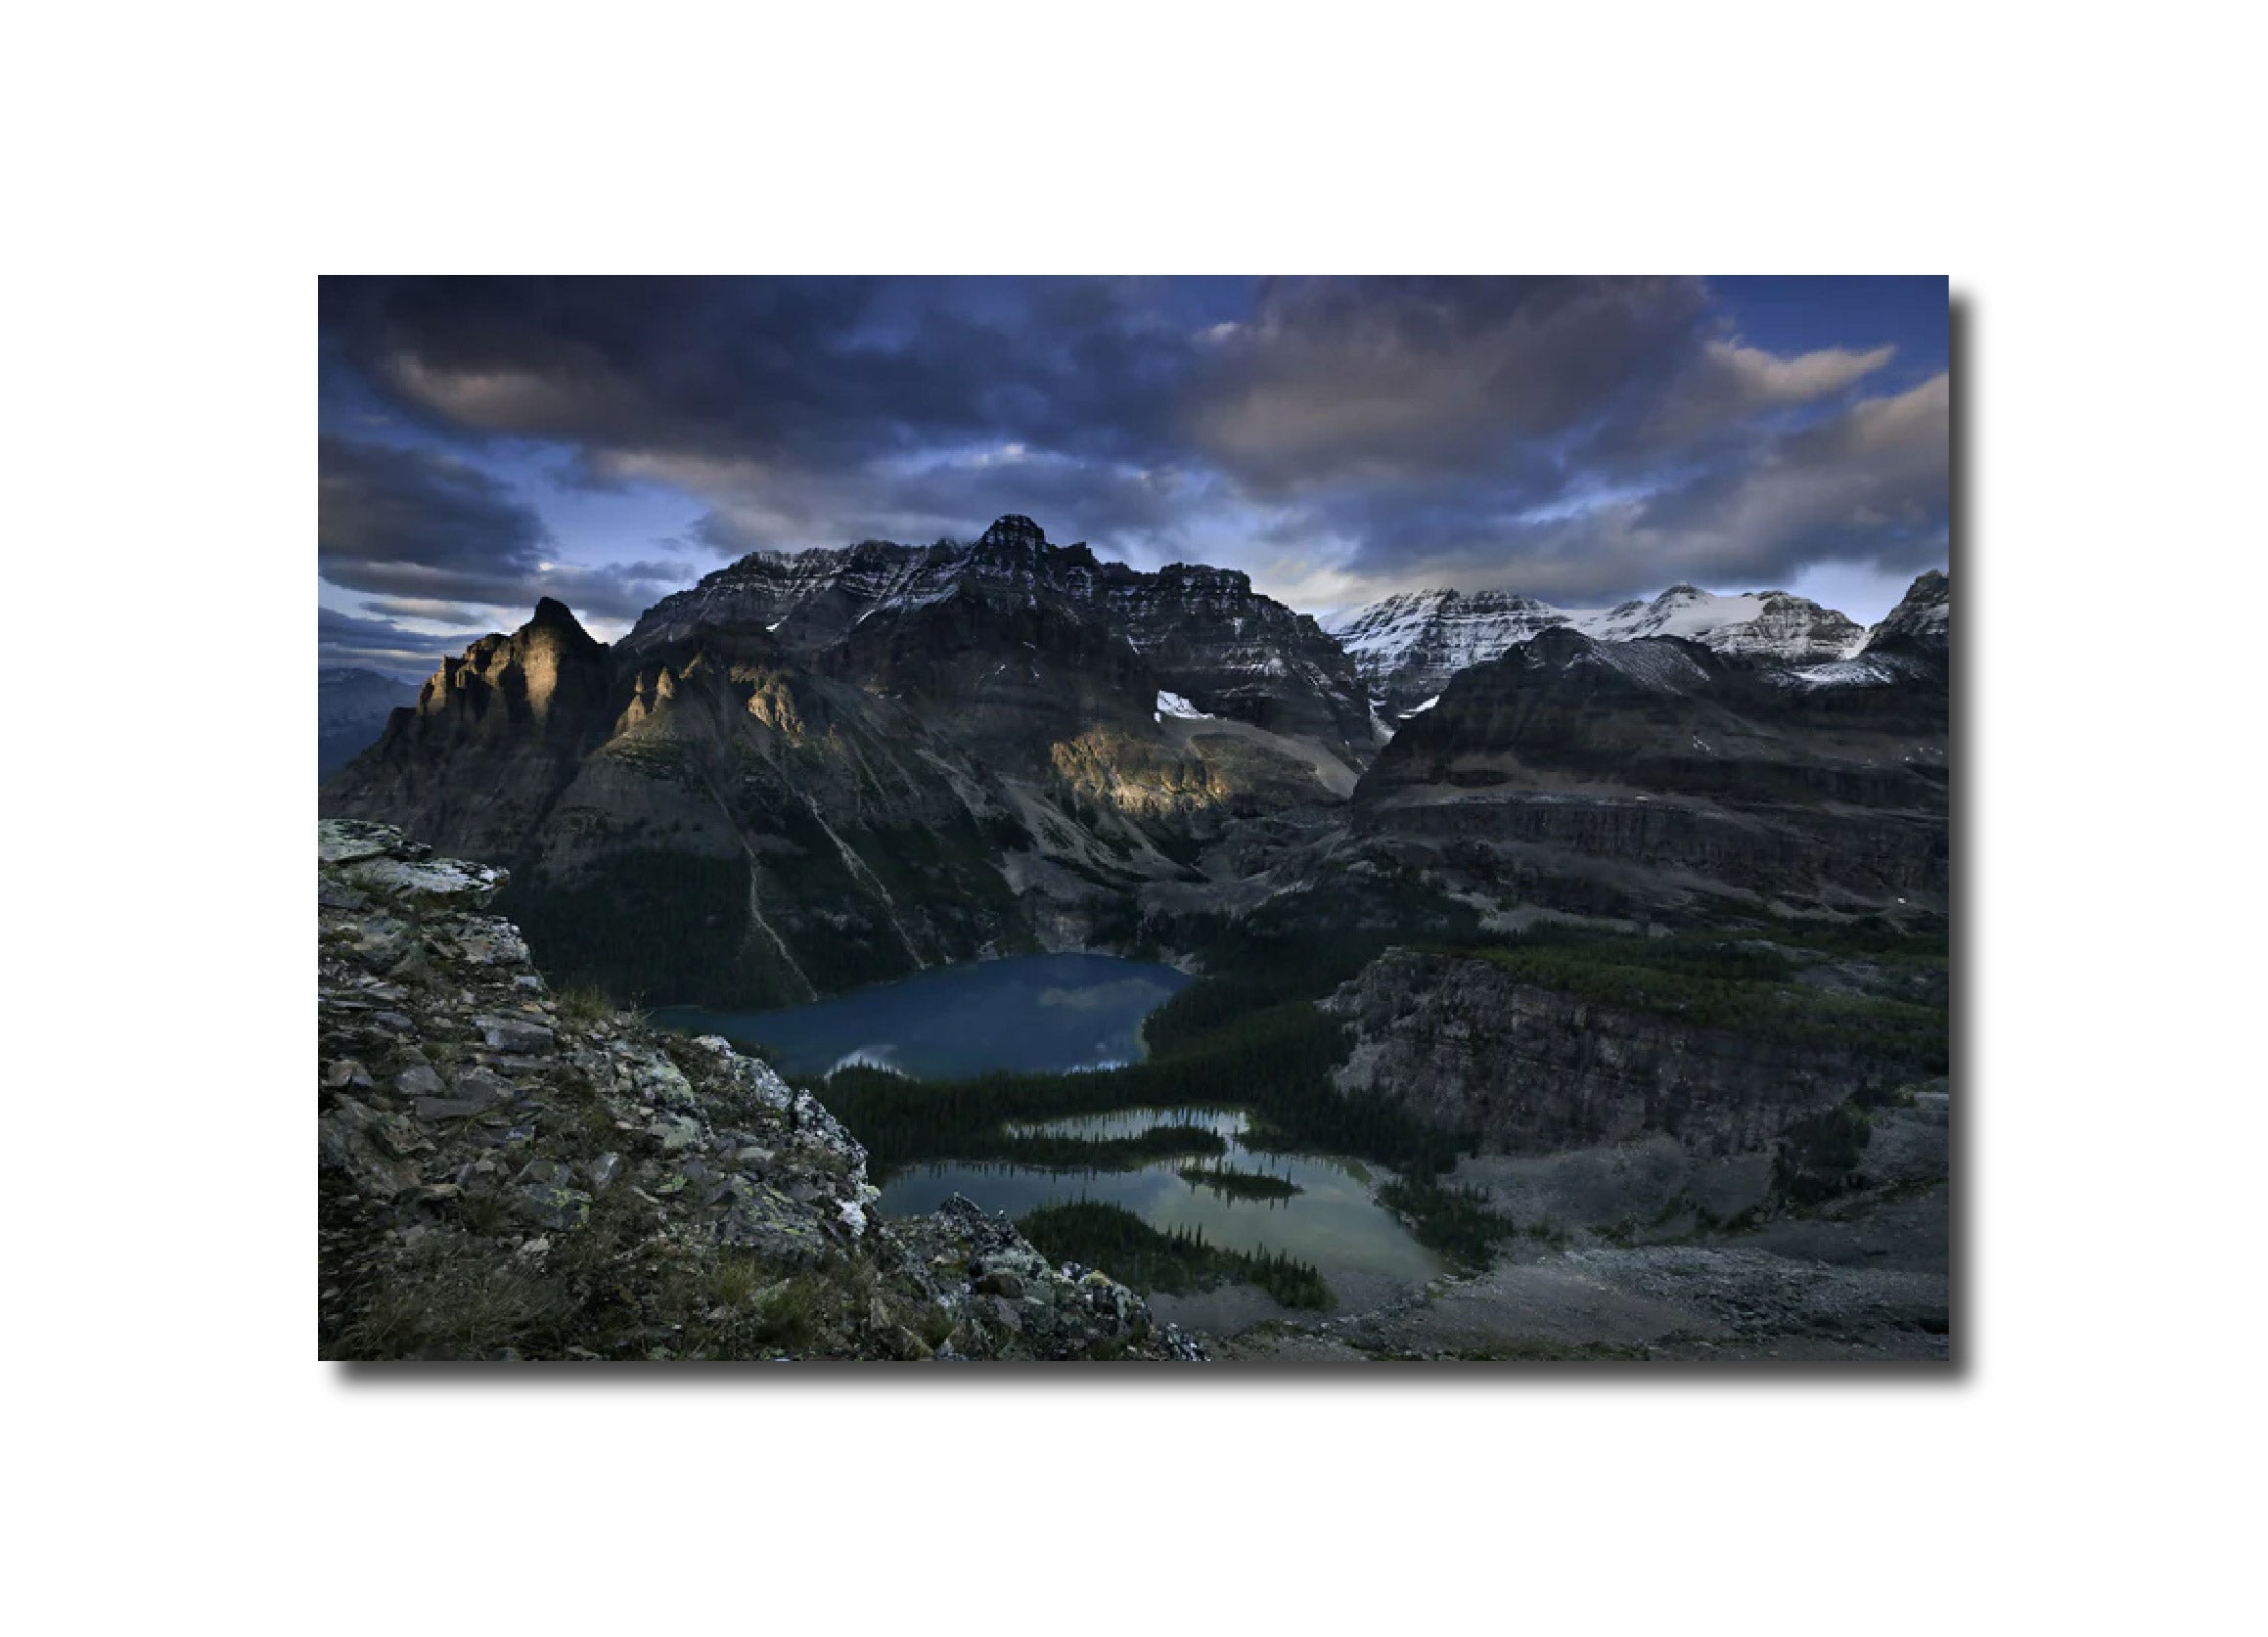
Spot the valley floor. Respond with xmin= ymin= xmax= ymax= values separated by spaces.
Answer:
xmin=1172 ymin=1099 xmax=1954 ymax=1363
xmin=1212 ymin=1210 xmax=1951 ymax=1363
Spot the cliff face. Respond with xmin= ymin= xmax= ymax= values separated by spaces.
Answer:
xmin=1323 ymin=949 xmax=1906 ymax=1158
xmin=318 ymin=820 xmax=1202 ymax=1361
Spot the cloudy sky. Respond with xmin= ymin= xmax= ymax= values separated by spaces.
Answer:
xmin=319 ymin=276 xmax=1949 ymax=677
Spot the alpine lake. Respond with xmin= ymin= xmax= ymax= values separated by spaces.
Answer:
xmin=655 ymin=952 xmax=1445 ymax=1318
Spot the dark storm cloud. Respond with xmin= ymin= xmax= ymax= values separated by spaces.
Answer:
xmin=321 ymin=276 xmax=1205 ymax=474
xmin=1288 ymin=372 xmax=1951 ymax=602
xmin=1183 ymin=276 xmax=1940 ymax=602
xmin=317 ymin=606 xmax=493 ymax=678
xmin=1189 ymin=276 xmax=1715 ymax=488
xmin=319 ymin=276 xmax=1948 ymax=613
xmin=318 ymin=434 xmax=693 ymax=621
xmin=319 ymin=434 xmax=547 ymax=583
xmin=1631 ymin=373 xmax=1951 ymax=577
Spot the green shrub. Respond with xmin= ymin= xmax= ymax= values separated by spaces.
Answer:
xmin=1377 ymin=1174 xmax=1523 ymax=1268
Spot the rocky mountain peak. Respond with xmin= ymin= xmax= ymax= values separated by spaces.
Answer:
xmin=526 ymin=596 xmax=599 ymax=641
xmin=1333 ymin=576 xmax=1875 ymax=716
xmin=1327 ymin=586 xmax=1579 ymax=715
xmin=1864 ymin=569 xmax=1951 ymax=655
xmin=976 ymin=513 xmax=1049 ymax=553
xmin=1517 ymin=626 xmax=1717 ymax=696
xmin=1156 ymin=561 xmax=1254 ymax=595
xmin=1522 ymin=623 xmax=1595 ymax=661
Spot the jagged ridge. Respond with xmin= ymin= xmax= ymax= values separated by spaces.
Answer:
xmin=630 ymin=515 xmax=1379 ymax=758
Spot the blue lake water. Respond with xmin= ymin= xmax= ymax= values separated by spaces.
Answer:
xmin=653 ymin=951 xmax=1195 ymax=1079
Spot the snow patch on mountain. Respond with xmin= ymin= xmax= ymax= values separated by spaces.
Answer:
xmin=1769 ymin=657 xmax=1900 ymax=691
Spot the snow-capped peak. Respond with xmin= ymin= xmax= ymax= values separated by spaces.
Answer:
xmin=1328 ymin=581 xmax=1870 ymax=713
xmin=1570 ymin=586 xmax=1864 ymax=659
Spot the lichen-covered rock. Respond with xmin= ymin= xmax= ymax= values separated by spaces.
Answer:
xmin=318 ymin=821 xmax=1202 ymax=1363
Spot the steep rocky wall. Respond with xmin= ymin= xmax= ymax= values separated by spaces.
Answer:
xmin=1323 ymin=948 xmax=1899 ymax=1158
xmin=318 ymin=820 xmax=1202 ymax=1362
xmin=1356 ymin=792 xmax=1949 ymax=911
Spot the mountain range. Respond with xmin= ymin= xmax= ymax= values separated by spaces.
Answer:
xmin=323 ymin=516 xmax=1949 ymax=1009
xmin=1325 ymin=583 xmax=1883 ymax=716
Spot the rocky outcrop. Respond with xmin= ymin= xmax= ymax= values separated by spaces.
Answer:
xmin=1322 ymin=948 xmax=1903 ymax=1157
xmin=318 ymin=820 xmax=1202 ymax=1361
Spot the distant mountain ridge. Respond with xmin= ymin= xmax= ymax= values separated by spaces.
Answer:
xmin=318 ymin=667 xmax=420 ymax=776
xmin=1327 ymin=581 xmax=1888 ymax=715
